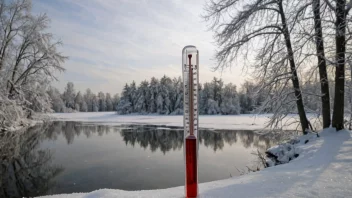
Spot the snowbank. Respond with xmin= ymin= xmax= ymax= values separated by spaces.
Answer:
xmin=40 ymin=127 xmax=352 ymax=198
xmin=265 ymin=132 xmax=318 ymax=166
xmin=48 ymin=112 xmax=304 ymax=131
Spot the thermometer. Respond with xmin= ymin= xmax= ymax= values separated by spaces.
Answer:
xmin=182 ymin=45 xmax=199 ymax=198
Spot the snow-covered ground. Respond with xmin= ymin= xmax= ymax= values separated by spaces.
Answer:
xmin=48 ymin=112 xmax=306 ymax=131
xmin=42 ymin=112 xmax=352 ymax=198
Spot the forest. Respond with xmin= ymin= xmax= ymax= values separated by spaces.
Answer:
xmin=52 ymin=75 xmax=330 ymax=116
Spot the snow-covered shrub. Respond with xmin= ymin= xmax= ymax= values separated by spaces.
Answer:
xmin=265 ymin=132 xmax=318 ymax=167
xmin=266 ymin=143 xmax=300 ymax=166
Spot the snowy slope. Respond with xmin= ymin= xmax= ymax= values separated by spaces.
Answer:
xmin=40 ymin=114 xmax=352 ymax=198
xmin=48 ymin=112 xmax=304 ymax=131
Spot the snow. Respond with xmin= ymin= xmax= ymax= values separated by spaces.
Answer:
xmin=265 ymin=132 xmax=318 ymax=166
xmin=42 ymin=112 xmax=352 ymax=198
xmin=48 ymin=112 xmax=299 ymax=130
xmin=2 ymin=118 xmax=42 ymax=131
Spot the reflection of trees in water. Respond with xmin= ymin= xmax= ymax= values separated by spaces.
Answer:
xmin=43 ymin=122 xmax=115 ymax=144
xmin=0 ymin=124 xmax=63 ymax=198
xmin=120 ymin=126 xmax=184 ymax=154
xmin=199 ymin=130 xmax=281 ymax=152
xmin=43 ymin=122 xmax=292 ymax=154
xmin=0 ymin=122 xmax=293 ymax=197
xmin=120 ymin=127 xmax=293 ymax=153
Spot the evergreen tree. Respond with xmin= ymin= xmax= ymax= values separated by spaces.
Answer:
xmin=136 ymin=80 xmax=150 ymax=113
xmin=117 ymin=84 xmax=132 ymax=114
xmin=129 ymin=81 xmax=137 ymax=112
xmin=170 ymin=77 xmax=183 ymax=114
xmin=148 ymin=77 xmax=159 ymax=113
xmin=159 ymin=75 xmax=172 ymax=114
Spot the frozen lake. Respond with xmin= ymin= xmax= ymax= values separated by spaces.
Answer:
xmin=0 ymin=121 xmax=292 ymax=197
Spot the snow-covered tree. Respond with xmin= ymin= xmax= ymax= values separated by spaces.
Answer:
xmin=81 ymin=101 xmax=88 ymax=112
xmin=0 ymin=0 xmax=66 ymax=128
xmin=207 ymin=99 xmax=219 ymax=115
xmin=62 ymin=82 xmax=76 ymax=109
xmin=98 ymin=92 xmax=106 ymax=111
xmin=170 ymin=77 xmax=183 ymax=114
xmin=221 ymin=83 xmax=240 ymax=115
xmin=330 ymin=0 xmax=352 ymax=130
xmin=239 ymin=81 xmax=256 ymax=114
xmin=148 ymin=77 xmax=159 ymax=113
xmin=75 ymin=92 xmax=84 ymax=112
xmin=199 ymin=83 xmax=211 ymax=114
xmin=112 ymin=93 xmax=120 ymax=111
xmin=24 ymin=80 xmax=52 ymax=113
xmin=92 ymin=95 xmax=99 ymax=112
xmin=84 ymin=88 xmax=93 ymax=112
xmin=136 ymin=80 xmax=150 ymax=113
xmin=204 ymin=0 xmax=311 ymax=133
xmin=159 ymin=75 xmax=172 ymax=114
xmin=117 ymin=84 xmax=132 ymax=114
xmin=156 ymin=94 xmax=164 ymax=114
xmin=105 ymin=93 xmax=114 ymax=111
xmin=47 ymin=87 xmax=65 ymax=112
xmin=212 ymin=77 xmax=223 ymax=108
xmin=129 ymin=81 xmax=137 ymax=112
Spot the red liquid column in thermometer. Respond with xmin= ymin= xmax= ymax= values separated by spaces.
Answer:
xmin=185 ymin=53 xmax=198 ymax=198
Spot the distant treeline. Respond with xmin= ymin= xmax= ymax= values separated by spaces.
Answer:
xmin=49 ymin=76 xmax=268 ymax=115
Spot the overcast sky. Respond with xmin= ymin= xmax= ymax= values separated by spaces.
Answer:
xmin=33 ymin=0 xmax=248 ymax=94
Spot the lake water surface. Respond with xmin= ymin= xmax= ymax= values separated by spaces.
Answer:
xmin=0 ymin=121 xmax=291 ymax=197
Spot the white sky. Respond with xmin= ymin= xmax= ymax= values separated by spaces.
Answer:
xmin=33 ymin=0 xmax=249 ymax=94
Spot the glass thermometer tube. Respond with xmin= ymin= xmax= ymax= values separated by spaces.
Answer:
xmin=182 ymin=45 xmax=199 ymax=198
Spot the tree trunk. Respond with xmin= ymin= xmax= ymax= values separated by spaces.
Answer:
xmin=278 ymin=0 xmax=309 ymax=134
xmin=313 ymin=0 xmax=331 ymax=128
xmin=332 ymin=0 xmax=346 ymax=130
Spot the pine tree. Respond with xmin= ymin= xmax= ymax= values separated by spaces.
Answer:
xmin=159 ymin=75 xmax=172 ymax=114
xmin=149 ymin=77 xmax=159 ymax=113
xmin=170 ymin=77 xmax=183 ymax=114
xmin=117 ymin=84 xmax=132 ymax=114
xmin=136 ymin=80 xmax=150 ymax=113
xmin=129 ymin=81 xmax=137 ymax=112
